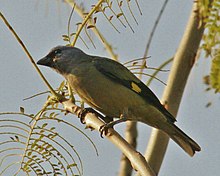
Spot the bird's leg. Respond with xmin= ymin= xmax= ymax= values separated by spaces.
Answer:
xmin=78 ymin=107 xmax=113 ymax=124
xmin=99 ymin=108 xmax=129 ymax=137
xmin=103 ymin=116 xmax=114 ymax=123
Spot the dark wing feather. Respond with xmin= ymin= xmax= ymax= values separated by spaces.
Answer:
xmin=92 ymin=56 xmax=176 ymax=123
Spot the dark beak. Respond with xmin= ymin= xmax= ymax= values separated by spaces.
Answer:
xmin=37 ymin=56 xmax=52 ymax=67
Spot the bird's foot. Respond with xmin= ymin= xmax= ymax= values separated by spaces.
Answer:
xmin=78 ymin=107 xmax=99 ymax=124
xmin=99 ymin=123 xmax=114 ymax=138
xmin=102 ymin=116 xmax=114 ymax=123
xmin=78 ymin=107 xmax=112 ymax=124
xmin=99 ymin=118 xmax=127 ymax=138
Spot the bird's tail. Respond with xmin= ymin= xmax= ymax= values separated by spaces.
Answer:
xmin=164 ymin=123 xmax=201 ymax=156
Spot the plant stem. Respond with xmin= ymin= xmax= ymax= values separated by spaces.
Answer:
xmin=140 ymin=2 xmax=207 ymax=175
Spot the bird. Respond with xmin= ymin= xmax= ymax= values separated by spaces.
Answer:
xmin=37 ymin=45 xmax=201 ymax=156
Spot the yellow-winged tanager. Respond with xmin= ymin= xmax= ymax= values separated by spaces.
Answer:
xmin=37 ymin=46 xmax=201 ymax=156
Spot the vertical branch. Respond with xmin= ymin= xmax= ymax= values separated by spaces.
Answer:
xmin=141 ymin=2 xmax=207 ymax=175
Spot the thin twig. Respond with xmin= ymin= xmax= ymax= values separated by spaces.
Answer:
xmin=144 ymin=0 xmax=169 ymax=57
xmin=0 ymin=12 xmax=57 ymax=97
xmin=105 ymin=1 xmax=127 ymax=28
xmin=84 ymin=25 xmax=96 ymax=48
xmin=23 ymin=91 xmax=51 ymax=101
xmin=126 ymin=0 xmax=138 ymax=25
xmin=146 ymin=57 xmax=173 ymax=86
xmin=65 ymin=0 xmax=118 ymax=60
xmin=135 ymin=0 xmax=142 ymax=15
xmin=140 ymin=0 xmax=169 ymax=80
xmin=100 ymin=7 xmax=120 ymax=33
xmin=67 ymin=3 xmax=76 ymax=44
xmin=123 ymin=56 xmax=150 ymax=65
xmin=132 ymin=72 xmax=167 ymax=86
xmin=71 ymin=0 xmax=105 ymax=46
xmin=128 ymin=66 xmax=169 ymax=72
xmin=116 ymin=0 xmax=134 ymax=33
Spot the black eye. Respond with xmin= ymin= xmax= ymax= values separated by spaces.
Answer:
xmin=54 ymin=49 xmax=61 ymax=55
xmin=48 ymin=49 xmax=62 ymax=58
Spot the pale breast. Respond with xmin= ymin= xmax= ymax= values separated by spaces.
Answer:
xmin=65 ymin=66 xmax=147 ymax=118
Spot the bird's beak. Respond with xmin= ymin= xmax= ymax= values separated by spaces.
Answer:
xmin=37 ymin=56 xmax=52 ymax=67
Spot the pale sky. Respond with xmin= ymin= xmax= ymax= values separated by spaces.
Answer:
xmin=0 ymin=1 xmax=220 ymax=176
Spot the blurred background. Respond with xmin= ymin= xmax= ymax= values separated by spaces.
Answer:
xmin=0 ymin=1 xmax=219 ymax=176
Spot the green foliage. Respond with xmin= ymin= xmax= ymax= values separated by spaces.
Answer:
xmin=0 ymin=106 xmax=98 ymax=175
xmin=198 ymin=0 xmax=220 ymax=92
xmin=210 ymin=49 xmax=220 ymax=92
xmin=63 ymin=0 xmax=141 ymax=50
xmin=200 ymin=0 xmax=220 ymax=56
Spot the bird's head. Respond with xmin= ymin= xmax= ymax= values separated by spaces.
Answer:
xmin=37 ymin=45 xmax=88 ymax=74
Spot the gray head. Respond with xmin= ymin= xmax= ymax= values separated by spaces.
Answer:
xmin=37 ymin=46 xmax=89 ymax=74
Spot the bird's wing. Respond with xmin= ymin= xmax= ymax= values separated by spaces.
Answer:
xmin=92 ymin=57 xmax=176 ymax=123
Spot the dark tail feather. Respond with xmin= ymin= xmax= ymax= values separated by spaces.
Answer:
xmin=166 ymin=124 xmax=201 ymax=156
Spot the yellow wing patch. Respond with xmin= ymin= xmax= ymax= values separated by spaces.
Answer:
xmin=131 ymin=82 xmax=142 ymax=93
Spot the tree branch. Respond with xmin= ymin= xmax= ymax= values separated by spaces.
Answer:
xmin=62 ymin=99 xmax=155 ymax=176
xmin=118 ymin=121 xmax=138 ymax=176
xmin=138 ymin=2 xmax=207 ymax=175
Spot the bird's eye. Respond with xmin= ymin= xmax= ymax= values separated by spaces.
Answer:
xmin=47 ymin=49 xmax=62 ymax=61
xmin=54 ymin=49 xmax=61 ymax=55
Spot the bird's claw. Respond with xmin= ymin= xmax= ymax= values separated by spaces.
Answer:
xmin=99 ymin=118 xmax=128 ymax=137
xmin=78 ymin=107 xmax=96 ymax=124
xmin=99 ymin=123 xmax=114 ymax=138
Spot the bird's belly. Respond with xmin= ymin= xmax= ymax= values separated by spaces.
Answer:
xmin=67 ymin=74 xmax=147 ymax=118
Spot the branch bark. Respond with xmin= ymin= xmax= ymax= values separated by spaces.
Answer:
xmin=62 ymin=100 xmax=156 ymax=176
xmin=118 ymin=121 xmax=138 ymax=176
xmin=138 ymin=2 xmax=206 ymax=175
